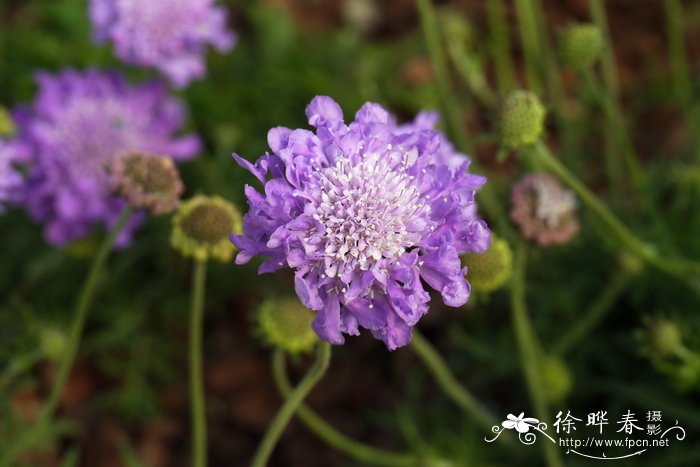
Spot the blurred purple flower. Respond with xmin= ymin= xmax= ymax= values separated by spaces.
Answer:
xmin=0 ymin=140 xmax=26 ymax=211
xmin=90 ymin=0 xmax=236 ymax=88
xmin=15 ymin=69 xmax=200 ymax=246
xmin=232 ymin=96 xmax=491 ymax=350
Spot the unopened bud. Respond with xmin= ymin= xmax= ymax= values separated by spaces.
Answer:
xmin=499 ymin=90 xmax=546 ymax=149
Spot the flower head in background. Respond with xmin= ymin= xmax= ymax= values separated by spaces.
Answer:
xmin=15 ymin=69 xmax=200 ymax=246
xmin=171 ymin=195 xmax=242 ymax=263
xmin=232 ymin=96 xmax=491 ymax=350
xmin=256 ymin=297 xmax=319 ymax=354
xmin=90 ymin=0 xmax=236 ymax=87
xmin=0 ymin=140 xmax=25 ymax=211
xmin=511 ymin=173 xmax=579 ymax=246
xmin=111 ymin=151 xmax=184 ymax=215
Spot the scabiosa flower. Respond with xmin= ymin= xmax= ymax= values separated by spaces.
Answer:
xmin=111 ymin=151 xmax=184 ymax=215
xmin=90 ymin=0 xmax=236 ymax=88
xmin=16 ymin=69 xmax=200 ymax=246
xmin=232 ymin=96 xmax=491 ymax=350
xmin=0 ymin=140 xmax=25 ymax=211
xmin=511 ymin=173 xmax=579 ymax=246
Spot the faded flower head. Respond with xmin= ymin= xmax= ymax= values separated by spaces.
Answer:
xmin=511 ymin=173 xmax=579 ymax=246
xmin=90 ymin=0 xmax=236 ymax=88
xmin=560 ymin=23 xmax=604 ymax=70
xmin=111 ymin=151 xmax=183 ymax=215
xmin=0 ymin=140 xmax=26 ymax=211
xmin=257 ymin=297 xmax=319 ymax=354
xmin=15 ymin=69 xmax=200 ymax=246
xmin=499 ymin=90 xmax=546 ymax=149
xmin=462 ymin=235 xmax=512 ymax=293
xmin=232 ymin=96 xmax=491 ymax=350
xmin=171 ymin=195 xmax=242 ymax=262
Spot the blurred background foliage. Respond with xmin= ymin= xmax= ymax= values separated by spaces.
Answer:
xmin=1 ymin=0 xmax=700 ymax=465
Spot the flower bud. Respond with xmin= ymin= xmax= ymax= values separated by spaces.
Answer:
xmin=646 ymin=318 xmax=683 ymax=358
xmin=171 ymin=195 xmax=242 ymax=262
xmin=111 ymin=151 xmax=184 ymax=215
xmin=541 ymin=356 xmax=573 ymax=402
xmin=0 ymin=106 xmax=15 ymax=137
xmin=499 ymin=90 xmax=546 ymax=149
xmin=560 ymin=24 xmax=604 ymax=70
xmin=40 ymin=327 xmax=68 ymax=361
xmin=463 ymin=236 xmax=513 ymax=293
xmin=257 ymin=297 xmax=318 ymax=354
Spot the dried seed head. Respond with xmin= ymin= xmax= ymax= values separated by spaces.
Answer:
xmin=112 ymin=151 xmax=183 ymax=215
xmin=499 ymin=90 xmax=546 ymax=149
xmin=257 ymin=297 xmax=319 ymax=354
xmin=511 ymin=173 xmax=579 ymax=246
xmin=171 ymin=195 xmax=241 ymax=262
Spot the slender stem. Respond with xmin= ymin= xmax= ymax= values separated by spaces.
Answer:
xmin=410 ymin=330 xmax=500 ymax=434
xmin=251 ymin=342 xmax=331 ymax=467
xmin=588 ymin=0 xmax=619 ymax=99
xmin=486 ymin=0 xmax=517 ymax=94
xmin=415 ymin=0 xmax=514 ymax=240
xmin=415 ymin=0 xmax=471 ymax=154
xmin=0 ymin=207 xmax=133 ymax=467
xmin=581 ymin=68 xmax=646 ymax=193
xmin=271 ymin=350 xmax=418 ymax=466
xmin=515 ymin=0 xmax=543 ymax=94
xmin=665 ymin=0 xmax=692 ymax=102
xmin=510 ymin=244 xmax=564 ymax=467
xmin=552 ymin=272 xmax=633 ymax=356
xmin=189 ymin=260 xmax=208 ymax=467
xmin=530 ymin=142 xmax=700 ymax=287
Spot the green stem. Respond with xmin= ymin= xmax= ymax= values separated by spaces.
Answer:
xmin=515 ymin=0 xmax=543 ymax=94
xmin=588 ymin=0 xmax=619 ymax=99
xmin=552 ymin=272 xmax=633 ymax=356
xmin=511 ymin=244 xmax=563 ymax=467
xmin=415 ymin=0 xmax=471 ymax=154
xmin=665 ymin=0 xmax=692 ymax=102
xmin=581 ymin=68 xmax=646 ymax=193
xmin=271 ymin=350 xmax=417 ymax=466
xmin=0 ymin=207 xmax=133 ymax=467
xmin=415 ymin=0 xmax=514 ymax=240
xmin=486 ymin=0 xmax=517 ymax=94
xmin=189 ymin=260 xmax=208 ymax=467
xmin=251 ymin=342 xmax=331 ymax=467
xmin=530 ymin=142 xmax=700 ymax=284
xmin=410 ymin=330 xmax=499 ymax=434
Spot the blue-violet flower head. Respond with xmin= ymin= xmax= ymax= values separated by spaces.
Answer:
xmin=15 ymin=69 xmax=200 ymax=246
xmin=90 ymin=0 xmax=236 ymax=88
xmin=232 ymin=96 xmax=491 ymax=350
xmin=0 ymin=139 xmax=26 ymax=211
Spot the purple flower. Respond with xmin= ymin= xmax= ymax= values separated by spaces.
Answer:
xmin=232 ymin=96 xmax=491 ymax=350
xmin=0 ymin=140 xmax=26 ymax=211
xmin=90 ymin=0 xmax=236 ymax=88
xmin=15 ymin=69 xmax=200 ymax=246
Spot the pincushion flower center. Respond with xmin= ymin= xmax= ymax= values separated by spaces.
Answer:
xmin=310 ymin=152 xmax=427 ymax=276
xmin=533 ymin=179 xmax=577 ymax=228
xmin=58 ymin=99 xmax=134 ymax=179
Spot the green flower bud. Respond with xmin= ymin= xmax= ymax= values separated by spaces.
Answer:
xmin=541 ymin=356 xmax=573 ymax=402
xmin=40 ymin=327 xmax=68 ymax=361
xmin=647 ymin=318 xmax=683 ymax=358
xmin=499 ymin=90 xmax=546 ymax=149
xmin=171 ymin=195 xmax=242 ymax=263
xmin=0 ymin=106 xmax=15 ymax=137
xmin=257 ymin=298 xmax=318 ymax=354
xmin=617 ymin=251 xmax=645 ymax=276
xmin=463 ymin=236 xmax=513 ymax=293
xmin=560 ymin=24 xmax=604 ymax=70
